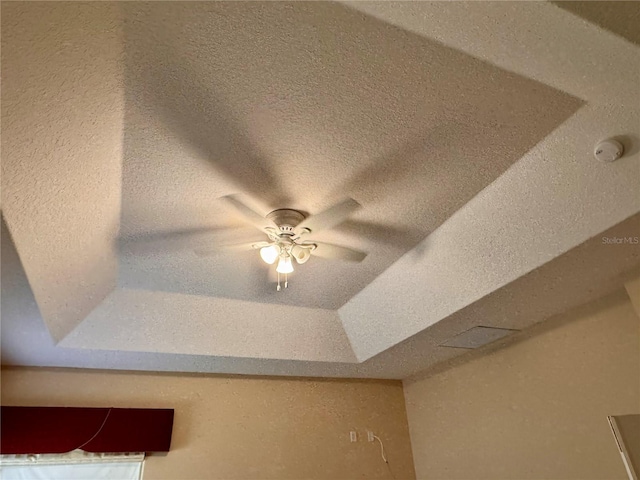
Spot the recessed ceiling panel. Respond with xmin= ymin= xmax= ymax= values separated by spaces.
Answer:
xmin=119 ymin=1 xmax=581 ymax=309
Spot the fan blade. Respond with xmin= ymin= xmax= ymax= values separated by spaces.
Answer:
xmin=334 ymin=219 xmax=425 ymax=248
xmin=296 ymin=198 xmax=361 ymax=235
xmin=194 ymin=241 xmax=270 ymax=257
xmin=308 ymin=242 xmax=367 ymax=262
xmin=118 ymin=227 xmax=249 ymax=255
xmin=223 ymin=195 xmax=276 ymax=232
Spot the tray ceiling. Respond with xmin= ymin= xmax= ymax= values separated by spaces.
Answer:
xmin=2 ymin=1 xmax=639 ymax=377
xmin=118 ymin=1 xmax=580 ymax=310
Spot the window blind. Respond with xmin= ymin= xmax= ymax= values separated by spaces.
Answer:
xmin=0 ymin=450 xmax=144 ymax=480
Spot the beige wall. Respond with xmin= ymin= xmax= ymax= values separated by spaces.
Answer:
xmin=403 ymin=289 xmax=640 ymax=479
xmin=1 ymin=369 xmax=415 ymax=480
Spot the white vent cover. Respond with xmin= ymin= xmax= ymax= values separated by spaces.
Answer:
xmin=439 ymin=326 xmax=518 ymax=349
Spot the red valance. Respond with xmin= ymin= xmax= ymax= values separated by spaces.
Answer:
xmin=0 ymin=406 xmax=174 ymax=454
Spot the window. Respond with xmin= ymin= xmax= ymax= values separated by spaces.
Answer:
xmin=0 ymin=450 xmax=144 ymax=480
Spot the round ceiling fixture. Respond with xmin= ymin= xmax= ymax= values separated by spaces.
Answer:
xmin=594 ymin=138 xmax=624 ymax=163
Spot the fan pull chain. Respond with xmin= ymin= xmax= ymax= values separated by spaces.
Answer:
xmin=277 ymin=272 xmax=281 ymax=291
xmin=285 ymin=273 xmax=288 ymax=289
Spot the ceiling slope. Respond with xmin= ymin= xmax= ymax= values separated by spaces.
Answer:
xmin=340 ymin=103 xmax=640 ymax=360
xmin=342 ymin=1 xmax=639 ymax=104
xmin=553 ymin=1 xmax=640 ymax=47
xmin=1 ymin=2 xmax=124 ymax=340
xmin=2 ymin=214 xmax=638 ymax=378
xmin=338 ymin=0 xmax=640 ymax=361
xmin=58 ymin=289 xmax=357 ymax=363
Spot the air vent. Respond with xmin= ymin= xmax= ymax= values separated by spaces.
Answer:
xmin=439 ymin=326 xmax=518 ymax=349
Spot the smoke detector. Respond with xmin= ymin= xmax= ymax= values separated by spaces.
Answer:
xmin=594 ymin=139 xmax=624 ymax=163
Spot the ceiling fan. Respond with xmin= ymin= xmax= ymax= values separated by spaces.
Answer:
xmin=121 ymin=196 xmax=367 ymax=291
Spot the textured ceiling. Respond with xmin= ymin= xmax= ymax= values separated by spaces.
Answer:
xmin=553 ymin=1 xmax=640 ymax=46
xmin=1 ymin=2 xmax=123 ymax=341
xmin=118 ymin=1 xmax=579 ymax=309
xmin=3 ymin=214 xmax=638 ymax=378
xmin=2 ymin=1 xmax=639 ymax=378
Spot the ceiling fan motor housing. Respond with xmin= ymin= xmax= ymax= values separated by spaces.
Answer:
xmin=266 ymin=209 xmax=306 ymax=234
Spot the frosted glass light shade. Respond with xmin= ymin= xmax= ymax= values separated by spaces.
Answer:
xmin=260 ymin=245 xmax=280 ymax=264
xmin=276 ymin=256 xmax=294 ymax=274
xmin=291 ymin=245 xmax=311 ymax=264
